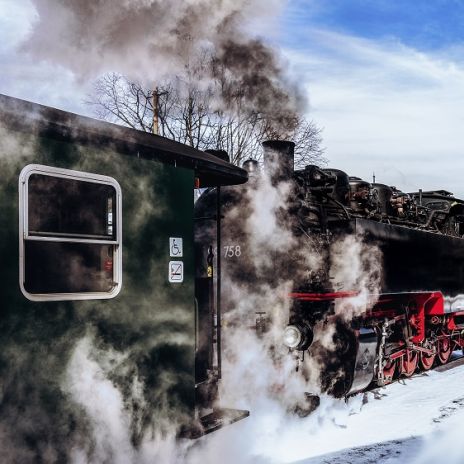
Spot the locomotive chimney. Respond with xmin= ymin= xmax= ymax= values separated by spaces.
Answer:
xmin=262 ymin=140 xmax=295 ymax=185
xmin=242 ymin=159 xmax=260 ymax=177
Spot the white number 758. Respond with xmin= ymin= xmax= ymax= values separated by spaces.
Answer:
xmin=224 ymin=245 xmax=241 ymax=258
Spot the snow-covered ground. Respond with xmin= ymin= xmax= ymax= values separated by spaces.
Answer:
xmin=186 ymin=354 xmax=464 ymax=464
xmin=294 ymin=356 xmax=464 ymax=464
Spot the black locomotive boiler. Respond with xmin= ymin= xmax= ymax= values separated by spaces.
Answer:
xmin=195 ymin=140 xmax=464 ymax=402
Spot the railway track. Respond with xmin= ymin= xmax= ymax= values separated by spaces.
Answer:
xmin=434 ymin=352 xmax=464 ymax=372
xmin=361 ymin=351 xmax=464 ymax=398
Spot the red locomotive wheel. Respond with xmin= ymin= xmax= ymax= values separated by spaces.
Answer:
xmin=402 ymin=350 xmax=418 ymax=377
xmin=420 ymin=339 xmax=436 ymax=371
xmin=382 ymin=359 xmax=397 ymax=384
xmin=437 ymin=333 xmax=452 ymax=365
xmin=420 ymin=349 xmax=436 ymax=371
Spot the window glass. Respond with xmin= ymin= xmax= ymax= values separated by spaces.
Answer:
xmin=20 ymin=165 xmax=122 ymax=300
xmin=28 ymin=174 xmax=116 ymax=239
xmin=24 ymin=241 xmax=115 ymax=293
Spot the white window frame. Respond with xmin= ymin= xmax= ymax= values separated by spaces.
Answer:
xmin=19 ymin=164 xmax=123 ymax=301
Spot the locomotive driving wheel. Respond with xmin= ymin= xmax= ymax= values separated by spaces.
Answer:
xmin=402 ymin=349 xmax=418 ymax=377
xmin=382 ymin=358 xmax=397 ymax=384
xmin=437 ymin=331 xmax=452 ymax=365
xmin=419 ymin=341 xmax=436 ymax=371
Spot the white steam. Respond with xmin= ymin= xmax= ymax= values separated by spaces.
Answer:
xmin=217 ymin=154 xmax=366 ymax=406
xmin=63 ymin=331 xmax=184 ymax=464
xmin=245 ymin=176 xmax=296 ymax=269
xmin=64 ymin=335 xmax=136 ymax=463
xmin=330 ymin=234 xmax=382 ymax=321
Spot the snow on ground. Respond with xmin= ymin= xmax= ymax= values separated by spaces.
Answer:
xmin=186 ymin=354 xmax=464 ymax=464
xmin=296 ymin=436 xmax=422 ymax=464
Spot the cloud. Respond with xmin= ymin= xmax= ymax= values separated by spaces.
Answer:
xmin=286 ymin=28 xmax=464 ymax=196
xmin=0 ymin=0 xmax=90 ymax=113
xmin=0 ymin=0 xmax=36 ymax=52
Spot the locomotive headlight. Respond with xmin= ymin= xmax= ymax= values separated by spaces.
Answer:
xmin=283 ymin=325 xmax=303 ymax=349
xmin=283 ymin=324 xmax=314 ymax=350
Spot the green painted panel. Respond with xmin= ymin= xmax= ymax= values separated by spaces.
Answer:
xmin=0 ymin=125 xmax=196 ymax=454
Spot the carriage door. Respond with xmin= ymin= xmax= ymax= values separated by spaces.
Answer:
xmin=193 ymin=187 xmax=221 ymax=408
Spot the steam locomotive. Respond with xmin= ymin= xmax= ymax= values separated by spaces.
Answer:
xmin=195 ymin=140 xmax=464 ymax=403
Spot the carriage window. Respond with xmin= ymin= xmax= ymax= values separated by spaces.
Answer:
xmin=19 ymin=165 xmax=122 ymax=301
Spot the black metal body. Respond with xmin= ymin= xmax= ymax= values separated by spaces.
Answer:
xmin=332 ymin=218 xmax=464 ymax=297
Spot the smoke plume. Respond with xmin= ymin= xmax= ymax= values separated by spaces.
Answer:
xmin=22 ymin=0 xmax=305 ymax=135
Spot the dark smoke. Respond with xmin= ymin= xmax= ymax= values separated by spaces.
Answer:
xmin=213 ymin=39 xmax=304 ymax=135
xmin=22 ymin=0 xmax=306 ymax=135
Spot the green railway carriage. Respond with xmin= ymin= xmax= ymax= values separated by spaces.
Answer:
xmin=0 ymin=94 xmax=248 ymax=456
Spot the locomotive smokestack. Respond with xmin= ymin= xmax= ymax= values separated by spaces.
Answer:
xmin=242 ymin=159 xmax=260 ymax=177
xmin=262 ymin=140 xmax=295 ymax=185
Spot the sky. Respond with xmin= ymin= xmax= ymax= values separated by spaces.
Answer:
xmin=279 ymin=0 xmax=464 ymax=196
xmin=2 ymin=0 xmax=464 ymax=195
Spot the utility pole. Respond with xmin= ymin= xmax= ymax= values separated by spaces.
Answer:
xmin=152 ymin=87 xmax=168 ymax=135
xmin=152 ymin=87 xmax=159 ymax=135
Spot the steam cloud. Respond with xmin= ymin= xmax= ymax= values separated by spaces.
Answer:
xmin=22 ymin=0 xmax=306 ymax=135
xmin=216 ymin=145 xmax=382 ymax=418
xmin=331 ymin=234 xmax=382 ymax=320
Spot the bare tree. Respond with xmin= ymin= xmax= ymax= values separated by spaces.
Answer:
xmin=292 ymin=119 xmax=326 ymax=168
xmin=86 ymin=72 xmax=326 ymax=168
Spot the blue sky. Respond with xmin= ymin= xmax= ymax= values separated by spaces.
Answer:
xmin=282 ymin=0 xmax=464 ymax=51
xmin=273 ymin=0 xmax=464 ymax=196
xmin=2 ymin=0 xmax=464 ymax=195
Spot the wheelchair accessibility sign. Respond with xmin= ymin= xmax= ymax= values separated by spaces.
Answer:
xmin=169 ymin=237 xmax=183 ymax=257
xmin=169 ymin=261 xmax=184 ymax=283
